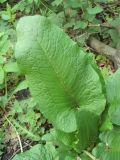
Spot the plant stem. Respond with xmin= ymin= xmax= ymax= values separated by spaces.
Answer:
xmin=83 ymin=150 xmax=99 ymax=160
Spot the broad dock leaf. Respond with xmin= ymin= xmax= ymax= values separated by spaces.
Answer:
xmin=15 ymin=15 xmax=105 ymax=151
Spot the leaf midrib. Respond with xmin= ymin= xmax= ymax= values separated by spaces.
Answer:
xmin=37 ymin=40 xmax=79 ymax=108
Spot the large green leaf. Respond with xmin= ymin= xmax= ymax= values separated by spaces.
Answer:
xmin=15 ymin=16 xmax=105 ymax=151
xmin=12 ymin=143 xmax=58 ymax=160
xmin=93 ymin=129 xmax=120 ymax=160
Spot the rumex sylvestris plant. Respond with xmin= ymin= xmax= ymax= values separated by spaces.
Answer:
xmin=13 ymin=15 xmax=120 ymax=160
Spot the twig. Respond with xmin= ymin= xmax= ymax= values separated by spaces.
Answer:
xmin=4 ymin=115 xmax=23 ymax=153
xmin=83 ymin=150 xmax=98 ymax=160
xmin=2 ymin=85 xmax=23 ymax=153
xmin=88 ymin=36 xmax=120 ymax=69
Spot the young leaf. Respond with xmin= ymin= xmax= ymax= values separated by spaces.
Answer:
xmin=74 ymin=21 xmax=88 ymax=29
xmin=15 ymin=15 xmax=105 ymax=151
xmin=87 ymin=5 xmax=103 ymax=14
